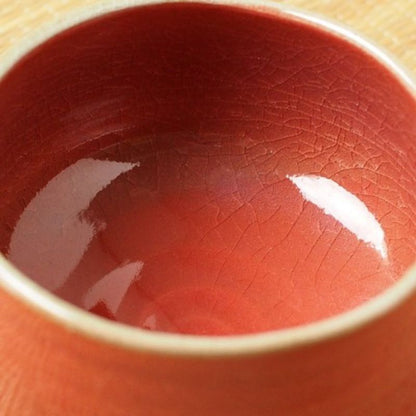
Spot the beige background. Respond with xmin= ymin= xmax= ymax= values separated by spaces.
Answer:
xmin=0 ymin=0 xmax=415 ymax=73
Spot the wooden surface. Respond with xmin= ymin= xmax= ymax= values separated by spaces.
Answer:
xmin=0 ymin=0 xmax=415 ymax=72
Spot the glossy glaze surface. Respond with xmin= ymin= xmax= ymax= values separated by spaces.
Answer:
xmin=4 ymin=132 xmax=415 ymax=335
xmin=1 ymin=3 xmax=416 ymax=416
xmin=0 ymin=3 xmax=415 ymax=336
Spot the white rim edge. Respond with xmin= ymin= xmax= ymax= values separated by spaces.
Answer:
xmin=0 ymin=0 xmax=415 ymax=357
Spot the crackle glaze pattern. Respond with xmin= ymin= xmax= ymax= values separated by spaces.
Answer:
xmin=0 ymin=2 xmax=415 ymax=415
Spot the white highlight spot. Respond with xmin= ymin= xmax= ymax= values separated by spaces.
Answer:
xmin=84 ymin=261 xmax=144 ymax=315
xmin=8 ymin=158 xmax=140 ymax=291
xmin=288 ymin=174 xmax=387 ymax=258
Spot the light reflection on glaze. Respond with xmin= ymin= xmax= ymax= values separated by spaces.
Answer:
xmin=5 ymin=133 xmax=407 ymax=336
xmin=8 ymin=158 xmax=140 ymax=291
xmin=288 ymin=174 xmax=387 ymax=259
xmin=84 ymin=261 xmax=144 ymax=315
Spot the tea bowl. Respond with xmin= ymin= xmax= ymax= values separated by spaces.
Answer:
xmin=0 ymin=0 xmax=416 ymax=414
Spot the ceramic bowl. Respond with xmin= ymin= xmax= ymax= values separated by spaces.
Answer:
xmin=0 ymin=1 xmax=415 ymax=414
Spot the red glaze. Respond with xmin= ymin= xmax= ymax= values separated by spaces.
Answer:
xmin=2 ymin=282 xmax=416 ymax=415
xmin=0 ymin=3 xmax=415 ymax=336
xmin=0 ymin=2 xmax=416 ymax=414
xmin=3 ymin=132 xmax=414 ymax=335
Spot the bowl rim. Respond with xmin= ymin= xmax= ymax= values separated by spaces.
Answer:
xmin=0 ymin=0 xmax=415 ymax=357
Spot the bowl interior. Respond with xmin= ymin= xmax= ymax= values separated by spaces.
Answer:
xmin=0 ymin=2 xmax=415 ymax=335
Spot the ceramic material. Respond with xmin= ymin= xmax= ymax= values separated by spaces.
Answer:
xmin=0 ymin=1 xmax=416 ymax=414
